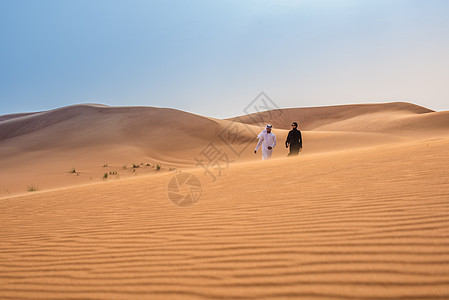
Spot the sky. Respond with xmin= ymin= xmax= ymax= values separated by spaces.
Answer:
xmin=1 ymin=0 xmax=448 ymax=118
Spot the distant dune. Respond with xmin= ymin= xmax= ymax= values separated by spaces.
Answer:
xmin=1 ymin=102 xmax=449 ymax=299
xmin=228 ymin=102 xmax=434 ymax=130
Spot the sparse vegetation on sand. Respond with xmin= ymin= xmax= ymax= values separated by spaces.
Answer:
xmin=132 ymin=164 xmax=139 ymax=168
xmin=103 ymin=164 xmax=108 ymax=167
xmin=105 ymin=171 xmax=119 ymax=179
xmin=156 ymin=164 xmax=161 ymax=170
xmin=27 ymin=185 xmax=38 ymax=192
xmin=70 ymin=168 xmax=80 ymax=175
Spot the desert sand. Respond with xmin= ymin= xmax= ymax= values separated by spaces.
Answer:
xmin=1 ymin=102 xmax=449 ymax=299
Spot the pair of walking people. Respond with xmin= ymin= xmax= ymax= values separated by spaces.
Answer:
xmin=254 ymin=122 xmax=302 ymax=160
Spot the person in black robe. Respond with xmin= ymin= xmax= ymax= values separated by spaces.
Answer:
xmin=285 ymin=122 xmax=302 ymax=156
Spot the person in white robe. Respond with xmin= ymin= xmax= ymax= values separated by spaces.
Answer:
xmin=254 ymin=124 xmax=276 ymax=160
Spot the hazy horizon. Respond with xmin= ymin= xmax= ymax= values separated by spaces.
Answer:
xmin=1 ymin=0 xmax=448 ymax=118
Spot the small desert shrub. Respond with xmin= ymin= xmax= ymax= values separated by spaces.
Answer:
xmin=132 ymin=163 xmax=139 ymax=168
xmin=27 ymin=185 xmax=38 ymax=192
xmin=103 ymin=173 xmax=108 ymax=179
xmin=103 ymin=164 xmax=108 ymax=167
xmin=156 ymin=164 xmax=161 ymax=170
xmin=70 ymin=168 xmax=77 ymax=173
xmin=146 ymin=163 xmax=151 ymax=167
xmin=122 ymin=165 xmax=127 ymax=169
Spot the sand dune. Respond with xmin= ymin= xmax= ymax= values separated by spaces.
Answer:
xmin=228 ymin=102 xmax=433 ymax=130
xmin=1 ymin=102 xmax=449 ymax=299
xmin=229 ymin=102 xmax=449 ymax=138
xmin=0 ymin=104 xmax=235 ymax=195
xmin=312 ymin=110 xmax=449 ymax=138
xmin=2 ymin=102 xmax=446 ymax=197
xmin=1 ymin=138 xmax=448 ymax=299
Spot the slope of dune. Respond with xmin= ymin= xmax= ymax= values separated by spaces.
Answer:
xmin=228 ymin=102 xmax=434 ymax=130
xmin=313 ymin=110 xmax=449 ymax=138
xmin=0 ymin=112 xmax=37 ymax=122
xmin=0 ymin=104 xmax=265 ymax=167
xmin=0 ymin=104 xmax=218 ymax=147
xmin=1 ymin=137 xmax=448 ymax=299
xmin=0 ymin=104 xmax=259 ymax=195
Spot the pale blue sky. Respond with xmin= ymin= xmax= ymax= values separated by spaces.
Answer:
xmin=1 ymin=0 xmax=448 ymax=117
